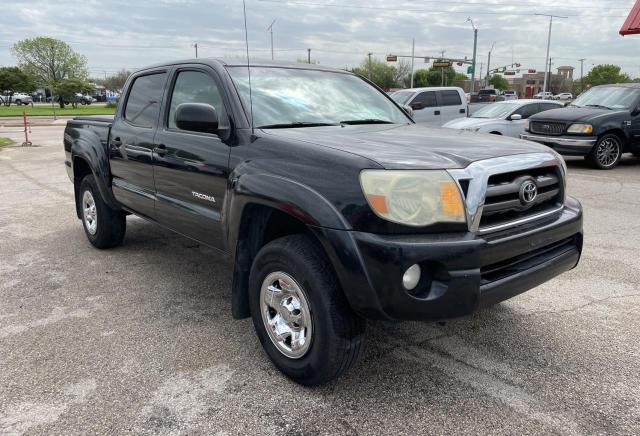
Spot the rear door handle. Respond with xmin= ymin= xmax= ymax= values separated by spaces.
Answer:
xmin=459 ymin=108 xmax=466 ymax=114
xmin=434 ymin=110 xmax=441 ymax=115
xmin=154 ymin=144 xmax=168 ymax=156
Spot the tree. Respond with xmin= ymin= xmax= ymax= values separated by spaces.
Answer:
xmin=413 ymin=66 xmax=465 ymax=87
xmin=100 ymin=69 xmax=131 ymax=92
xmin=12 ymin=37 xmax=88 ymax=85
xmin=582 ymin=64 xmax=631 ymax=87
xmin=352 ymin=57 xmax=397 ymax=89
xmin=53 ymin=78 xmax=94 ymax=108
xmin=393 ymin=59 xmax=412 ymax=88
xmin=489 ymin=74 xmax=509 ymax=91
xmin=0 ymin=67 xmax=35 ymax=106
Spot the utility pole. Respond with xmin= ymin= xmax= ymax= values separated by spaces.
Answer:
xmin=307 ymin=48 xmax=311 ymax=64
xmin=440 ymin=50 xmax=446 ymax=86
xmin=578 ymin=58 xmax=586 ymax=94
xmin=467 ymin=18 xmax=478 ymax=94
xmin=537 ymin=13 xmax=567 ymax=100
xmin=548 ymin=57 xmax=553 ymax=94
xmin=410 ymin=38 xmax=415 ymax=88
xmin=367 ymin=52 xmax=373 ymax=80
xmin=193 ymin=42 xmax=198 ymax=58
xmin=267 ymin=20 xmax=276 ymax=60
xmin=486 ymin=42 xmax=495 ymax=88
xmin=479 ymin=62 xmax=484 ymax=86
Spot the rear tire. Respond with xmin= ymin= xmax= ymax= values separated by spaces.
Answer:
xmin=248 ymin=234 xmax=365 ymax=386
xmin=588 ymin=134 xmax=623 ymax=170
xmin=79 ymin=175 xmax=126 ymax=248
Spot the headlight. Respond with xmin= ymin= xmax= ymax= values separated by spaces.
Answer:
xmin=523 ymin=119 xmax=530 ymax=131
xmin=566 ymin=123 xmax=593 ymax=134
xmin=359 ymin=170 xmax=466 ymax=226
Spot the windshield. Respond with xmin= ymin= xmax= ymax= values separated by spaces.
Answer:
xmin=572 ymin=87 xmax=640 ymax=110
xmin=390 ymin=90 xmax=414 ymax=105
xmin=472 ymin=102 xmax=520 ymax=119
xmin=227 ymin=67 xmax=409 ymax=128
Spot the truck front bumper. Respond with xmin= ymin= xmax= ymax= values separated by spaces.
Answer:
xmin=520 ymin=133 xmax=597 ymax=155
xmin=315 ymin=196 xmax=583 ymax=321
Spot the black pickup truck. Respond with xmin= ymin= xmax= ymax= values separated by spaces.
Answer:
xmin=521 ymin=83 xmax=640 ymax=169
xmin=64 ymin=59 xmax=583 ymax=385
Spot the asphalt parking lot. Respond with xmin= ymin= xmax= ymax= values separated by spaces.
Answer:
xmin=1 ymin=126 xmax=639 ymax=435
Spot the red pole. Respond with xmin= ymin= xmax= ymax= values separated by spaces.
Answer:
xmin=22 ymin=111 xmax=31 ymax=146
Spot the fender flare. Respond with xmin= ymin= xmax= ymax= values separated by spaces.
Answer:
xmin=70 ymin=129 xmax=120 ymax=211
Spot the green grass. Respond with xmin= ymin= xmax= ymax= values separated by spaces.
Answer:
xmin=0 ymin=137 xmax=14 ymax=147
xmin=0 ymin=104 xmax=115 ymax=117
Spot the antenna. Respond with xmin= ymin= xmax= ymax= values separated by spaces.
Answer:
xmin=243 ymin=0 xmax=255 ymax=135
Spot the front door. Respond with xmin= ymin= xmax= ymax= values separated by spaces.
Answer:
xmin=410 ymin=91 xmax=440 ymax=125
xmin=630 ymin=106 xmax=640 ymax=147
xmin=109 ymin=71 xmax=168 ymax=219
xmin=152 ymin=67 xmax=231 ymax=249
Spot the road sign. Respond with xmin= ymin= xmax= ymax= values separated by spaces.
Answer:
xmin=467 ymin=66 xmax=474 ymax=74
xmin=386 ymin=55 xmax=398 ymax=62
xmin=433 ymin=60 xmax=452 ymax=68
xmin=528 ymin=69 xmax=537 ymax=74
xmin=504 ymin=71 xmax=516 ymax=76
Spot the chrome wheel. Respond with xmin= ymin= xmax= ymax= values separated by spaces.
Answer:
xmin=596 ymin=137 xmax=621 ymax=168
xmin=82 ymin=190 xmax=98 ymax=235
xmin=260 ymin=271 xmax=313 ymax=359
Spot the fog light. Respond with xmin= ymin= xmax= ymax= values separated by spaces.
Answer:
xmin=402 ymin=264 xmax=421 ymax=290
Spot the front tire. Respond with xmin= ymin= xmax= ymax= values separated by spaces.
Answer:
xmin=79 ymin=175 xmax=126 ymax=248
xmin=249 ymin=234 xmax=365 ymax=386
xmin=588 ymin=134 xmax=623 ymax=169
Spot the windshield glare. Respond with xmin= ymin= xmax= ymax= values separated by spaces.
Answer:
xmin=227 ymin=67 xmax=409 ymax=127
xmin=472 ymin=102 xmax=520 ymax=119
xmin=390 ymin=90 xmax=414 ymax=105
xmin=572 ymin=87 xmax=640 ymax=109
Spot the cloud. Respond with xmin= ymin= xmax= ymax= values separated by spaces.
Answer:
xmin=0 ymin=0 xmax=638 ymax=78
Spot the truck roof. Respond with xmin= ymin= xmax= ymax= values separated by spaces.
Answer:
xmin=136 ymin=58 xmax=353 ymax=75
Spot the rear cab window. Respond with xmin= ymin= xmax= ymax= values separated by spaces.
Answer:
xmin=439 ymin=90 xmax=462 ymax=106
xmin=124 ymin=73 xmax=167 ymax=128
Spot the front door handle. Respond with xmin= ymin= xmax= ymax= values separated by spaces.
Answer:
xmin=111 ymin=137 xmax=122 ymax=147
xmin=154 ymin=144 xmax=168 ymax=156
xmin=434 ymin=110 xmax=441 ymax=115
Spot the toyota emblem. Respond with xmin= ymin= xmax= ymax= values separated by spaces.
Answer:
xmin=519 ymin=180 xmax=538 ymax=205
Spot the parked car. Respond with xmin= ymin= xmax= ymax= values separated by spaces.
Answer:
xmin=64 ymin=59 xmax=583 ymax=385
xmin=10 ymin=92 xmax=33 ymax=105
xmin=502 ymin=90 xmax=518 ymax=100
xmin=443 ymin=99 xmax=563 ymax=137
xmin=74 ymin=93 xmax=94 ymax=105
xmin=554 ymin=92 xmax=573 ymax=100
xmin=534 ymin=91 xmax=554 ymax=100
xmin=476 ymin=88 xmax=498 ymax=103
xmin=521 ymin=83 xmax=640 ymax=169
xmin=390 ymin=86 xmax=468 ymax=125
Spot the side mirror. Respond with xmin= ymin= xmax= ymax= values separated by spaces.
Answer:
xmin=632 ymin=105 xmax=640 ymax=116
xmin=409 ymin=101 xmax=424 ymax=110
xmin=175 ymin=103 xmax=218 ymax=134
xmin=510 ymin=114 xmax=522 ymax=121
xmin=402 ymin=105 xmax=414 ymax=118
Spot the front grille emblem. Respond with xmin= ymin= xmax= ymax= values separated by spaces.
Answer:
xmin=519 ymin=179 xmax=538 ymax=205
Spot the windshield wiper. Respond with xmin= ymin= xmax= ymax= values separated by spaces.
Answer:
xmin=339 ymin=119 xmax=394 ymax=125
xmin=585 ymin=104 xmax=611 ymax=110
xmin=257 ymin=122 xmax=339 ymax=129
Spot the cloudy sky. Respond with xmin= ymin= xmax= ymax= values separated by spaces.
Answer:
xmin=1 ymin=0 xmax=639 ymax=79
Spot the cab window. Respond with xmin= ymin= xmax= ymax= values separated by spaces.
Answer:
xmin=439 ymin=90 xmax=462 ymax=106
xmin=513 ymin=103 xmax=539 ymax=119
xmin=124 ymin=73 xmax=167 ymax=128
xmin=412 ymin=91 xmax=437 ymax=108
xmin=168 ymin=70 xmax=228 ymax=131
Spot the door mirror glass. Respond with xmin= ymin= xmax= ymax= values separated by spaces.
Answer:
xmin=175 ymin=103 xmax=218 ymax=134
xmin=402 ymin=105 xmax=414 ymax=118
xmin=632 ymin=105 xmax=640 ymax=116
xmin=510 ymin=114 xmax=522 ymax=121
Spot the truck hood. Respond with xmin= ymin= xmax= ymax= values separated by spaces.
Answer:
xmin=531 ymin=106 xmax=626 ymax=123
xmin=263 ymin=123 xmax=550 ymax=170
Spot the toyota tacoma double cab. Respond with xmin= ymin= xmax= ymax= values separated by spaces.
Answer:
xmin=521 ymin=84 xmax=640 ymax=169
xmin=64 ymin=59 xmax=583 ymax=385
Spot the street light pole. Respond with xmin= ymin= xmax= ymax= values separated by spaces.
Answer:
xmin=307 ymin=48 xmax=311 ymax=64
xmin=267 ymin=20 xmax=276 ymax=60
xmin=410 ymin=38 xmax=415 ymax=88
xmin=440 ymin=50 xmax=446 ymax=86
xmin=367 ymin=52 xmax=373 ymax=80
xmin=537 ymin=13 xmax=567 ymax=100
xmin=467 ymin=18 xmax=478 ymax=94
xmin=486 ymin=42 xmax=495 ymax=88
xmin=578 ymin=58 xmax=586 ymax=93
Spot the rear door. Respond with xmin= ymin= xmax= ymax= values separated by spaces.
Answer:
xmin=409 ymin=91 xmax=440 ymax=125
xmin=152 ymin=66 xmax=232 ymax=248
xmin=437 ymin=89 xmax=466 ymax=123
xmin=109 ymin=70 xmax=167 ymax=218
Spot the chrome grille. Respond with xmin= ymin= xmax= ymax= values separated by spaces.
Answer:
xmin=530 ymin=121 xmax=565 ymax=136
xmin=479 ymin=166 xmax=563 ymax=231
